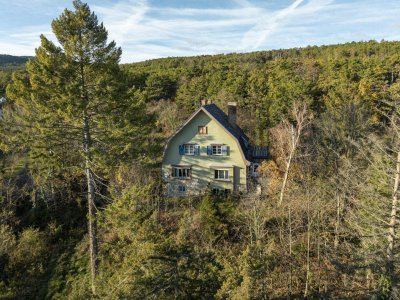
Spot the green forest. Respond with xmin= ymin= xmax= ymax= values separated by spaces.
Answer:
xmin=1 ymin=1 xmax=400 ymax=299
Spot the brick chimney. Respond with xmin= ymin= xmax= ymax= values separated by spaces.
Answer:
xmin=228 ymin=102 xmax=237 ymax=128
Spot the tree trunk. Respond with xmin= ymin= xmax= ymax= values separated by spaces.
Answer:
xmin=288 ymin=205 xmax=293 ymax=298
xmin=84 ymin=113 xmax=98 ymax=295
xmin=278 ymin=103 xmax=311 ymax=207
xmin=334 ymin=194 xmax=340 ymax=249
xmin=78 ymin=28 xmax=98 ymax=293
xmin=279 ymin=125 xmax=296 ymax=207
xmin=304 ymin=199 xmax=311 ymax=298
xmin=387 ymin=150 xmax=400 ymax=293
xmin=279 ymin=151 xmax=294 ymax=206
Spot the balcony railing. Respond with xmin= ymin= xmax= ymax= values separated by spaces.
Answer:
xmin=251 ymin=146 xmax=268 ymax=158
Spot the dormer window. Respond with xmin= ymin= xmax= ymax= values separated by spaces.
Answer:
xmin=198 ymin=126 xmax=208 ymax=135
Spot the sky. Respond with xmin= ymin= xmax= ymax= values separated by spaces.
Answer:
xmin=0 ymin=0 xmax=399 ymax=63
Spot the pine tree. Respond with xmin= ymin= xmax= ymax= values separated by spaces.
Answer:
xmin=1 ymin=0 xmax=143 ymax=294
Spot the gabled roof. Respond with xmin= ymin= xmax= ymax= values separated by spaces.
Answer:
xmin=202 ymin=104 xmax=251 ymax=160
xmin=162 ymin=103 xmax=251 ymax=165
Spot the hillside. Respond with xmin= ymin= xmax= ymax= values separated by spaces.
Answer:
xmin=1 ymin=38 xmax=400 ymax=299
xmin=0 ymin=54 xmax=31 ymax=68
xmin=0 ymin=55 xmax=31 ymax=96
xmin=121 ymin=40 xmax=400 ymax=145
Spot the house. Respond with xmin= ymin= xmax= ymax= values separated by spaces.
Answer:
xmin=161 ymin=101 xmax=267 ymax=197
xmin=0 ymin=97 xmax=5 ymax=119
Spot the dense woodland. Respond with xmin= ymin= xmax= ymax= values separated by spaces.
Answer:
xmin=1 ymin=1 xmax=400 ymax=299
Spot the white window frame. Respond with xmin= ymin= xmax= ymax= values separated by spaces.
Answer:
xmin=198 ymin=126 xmax=208 ymax=135
xmin=212 ymin=145 xmax=222 ymax=156
xmin=184 ymin=144 xmax=195 ymax=155
xmin=178 ymin=185 xmax=186 ymax=192
xmin=172 ymin=166 xmax=191 ymax=179
xmin=214 ymin=169 xmax=229 ymax=180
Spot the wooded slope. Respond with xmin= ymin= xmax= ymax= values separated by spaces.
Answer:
xmin=1 ymin=40 xmax=400 ymax=299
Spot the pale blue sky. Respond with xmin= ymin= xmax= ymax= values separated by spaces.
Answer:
xmin=0 ymin=0 xmax=399 ymax=63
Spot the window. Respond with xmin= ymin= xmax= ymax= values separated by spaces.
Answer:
xmin=250 ymin=163 xmax=261 ymax=177
xmin=212 ymin=188 xmax=231 ymax=195
xmin=184 ymin=144 xmax=195 ymax=155
xmin=179 ymin=144 xmax=200 ymax=155
xmin=212 ymin=145 xmax=222 ymax=155
xmin=172 ymin=166 xmax=191 ymax=179
xmin=207 ymin=145 xmax=229 ymax=156
xmin=178 ymin=185 xmax=186 ymax=192
xmin=198 ymin=126 xmax=208 ymax=135
xmin=253 ymin=164 xmax=260 ymax=173
xmin=214 ymin=169 xmax=229 ymax=180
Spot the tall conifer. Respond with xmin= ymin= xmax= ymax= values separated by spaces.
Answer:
xmin=1 ymin=1 xmax=142 ymax=294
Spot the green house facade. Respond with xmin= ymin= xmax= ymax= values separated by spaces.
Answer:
xmin=162 ymin=102 xmax=267 ymax=197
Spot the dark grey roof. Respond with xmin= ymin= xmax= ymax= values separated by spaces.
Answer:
xmin=203 ymin=104 xmax=251 ymax=160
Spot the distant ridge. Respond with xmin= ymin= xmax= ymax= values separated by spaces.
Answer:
xmin=0 ymin=54 xmax=32 ymax=66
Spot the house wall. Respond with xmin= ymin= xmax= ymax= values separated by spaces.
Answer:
xmin=162 ymin=110 xmax=248 ymax=197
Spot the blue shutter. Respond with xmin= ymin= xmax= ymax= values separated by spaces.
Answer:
xmin=179 ymin=144 xmax=184 ymax=155
xmin=207 ymin=145 xmax=212 ymax=155
xmin=222 ymin=145 xmax=228 ymax=156
xmin=194 ymin=144 xmax=200 ymax=155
